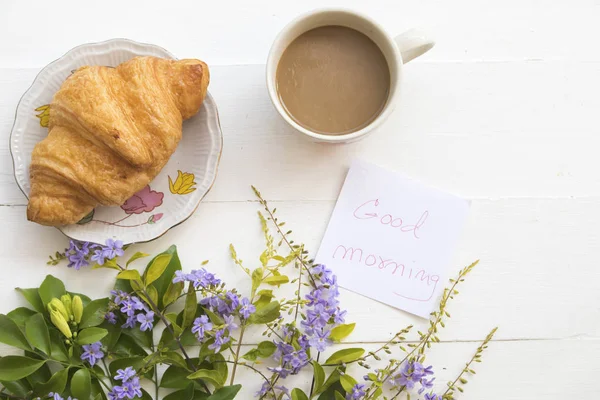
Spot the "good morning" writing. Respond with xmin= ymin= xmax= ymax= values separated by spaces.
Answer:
xmin=332 ymin=244 xmax=439 ymax=302
xmin=353 ymin=199 xmax=429 ymax=239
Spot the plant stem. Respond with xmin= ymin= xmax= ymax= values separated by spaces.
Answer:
xmin=442 ymin=327 xmax=498 ymax=399
xmin=229 ymin=323 xmax=247 ymax=385
xmin=215 ymin=360 xmax=278 ymax=398
xmin=309 ymin=352 xmax=321 ymax=397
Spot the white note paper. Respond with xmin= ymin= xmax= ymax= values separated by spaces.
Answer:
xmin=315 ymin=160 xmax=470 ymax=318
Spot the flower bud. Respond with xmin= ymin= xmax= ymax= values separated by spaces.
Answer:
xmin=60 ymin=294 xmax=73 ymax=320
xmin=48 ymin=298 xmax=69 ymax=321
xmin=50 ymin=309 xmax=72 ymax=338
xmin=72 ymin=295 xmax=83 ymax=324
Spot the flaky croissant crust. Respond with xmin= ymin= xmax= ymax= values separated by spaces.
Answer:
xmin=27 ymin=56 xmax=209 ymax=226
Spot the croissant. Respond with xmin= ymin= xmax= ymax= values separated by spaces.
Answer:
xmin=27 ymin=56 xmax=209 ymax=226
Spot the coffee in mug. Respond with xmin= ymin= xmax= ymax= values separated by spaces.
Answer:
xmin=276 ymin=26 xmax=390 ymax=135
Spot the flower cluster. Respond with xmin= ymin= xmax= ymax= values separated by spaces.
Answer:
xmin=173 ymin=271 xmax=256 ymax=353
xmin=107 ymin=290 xmax=155 ymax=331
xmin=47 ymin=294 xmax=83 ymax=339
xmin=173 ymin=268 xmax=221 ymax=288
xmin=64 ymin=239 xmax=124 ymax=270
xmin=389 ymin=360 xmax=435 ymax=395
xmin=267 ymin=339 xmax=310 ymax=379
xmin=301 ymin=264 xmax=346 ymax=351
xmin=260 ymin=264 xmax=346 ymax=397
xmin=108 ymin=367 xmax=142 ymax=399
xmin=81 ymin=341 xmax=104 ymax=367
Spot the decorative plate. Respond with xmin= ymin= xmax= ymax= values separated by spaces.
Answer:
xmin=10 ymin=39 xmax=223 ymax=244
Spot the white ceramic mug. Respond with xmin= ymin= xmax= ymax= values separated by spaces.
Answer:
xmin=266 ymin=8 xmax=435 ymax=143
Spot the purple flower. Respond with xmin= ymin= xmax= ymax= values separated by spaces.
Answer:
xmin=103 ymin=239 xmax=124 ymax=260
xmin=239 ymin=297 xmax=256 ymax=319
xmin=122 ymin=315 xmax=137 ymax=329
xmin=192 ymin=315 xmax=212 ymax=341
xmin=115 ymin=366 xmax=137 ymax=382
xmin=226 ymin=291 xmax=240 ymax=309
xmin=66 ymin=241 xmax=91 ymax=270
xmin=105 ymin=311 xmax=117 ymax=324
xmin=419 ymin=377 xmax=436 ymax=394
xmin=256 ymin=382 xmax=272 ymax=397
xmin=391 ymin=361 xmax=426 ymax=390
xmin=173 ymin=270 xmax=187 ymax=283
xmin=208 ymin=329 xmax=230 ymax=353
xmin=267 ymin=365 xmax=290 ymax=379
xmin=80 ymin=341 xmax=104 ymax=366
xmin=308 ymin=329 xmax=332 ymax=352
xmin=274 ymin=385 xmax=290 ymax=399
xmin=424 ymin=394 xmax=442 ymax=400
xmin=189 ymin=268 xmax=221 ymax=289
xmin=346 ymin=383 xmax=366 ymax=400
xmin=136 ymin=311 xmax=154 ymax=331
xmin=91 ymin=248 xmax=106 ymax=265
xmin=223 ymin=314 xmax=239 ymax=331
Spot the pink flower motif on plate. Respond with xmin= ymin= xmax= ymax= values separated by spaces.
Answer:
xmin=121 ymin=185 xmax=164 ymax=214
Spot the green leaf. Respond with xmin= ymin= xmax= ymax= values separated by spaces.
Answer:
xmin=25 ymin=313 xmax=51 ymax=355
xmin=334 ymin=392 xmax=345 ymax=400
xmin=204 ymin=308 xmax=224 ymax=325
xmin=211 ymin=353 xmax=228 ymax=384
xmin=80 ymin=298 xmax=110 ymax=329
xmin=187 ymin=369 xmax=225 ymax=388
xmin=329 ymin=323 xmax=356 ymax=342
xmin=372 ymin=387 xmax=383 ymax=399
xmin=116 ymin=269 xmax=142 ymax=281
xmin=16 ymin=288 xmax=45 ymax=313
xmin=25 ymin=361 xmax=51 ymax=387
xmin=164 ymin=384 xmax=194 ymax=400
xmin=251 ymin=268 xmax=263 ymax=292
xmin=254 ymin=289 xmax=274 ymax=309
xmin=312 ymin=361 xmax=325 ymax=394
xmin=291 ymin=388 xmax=309 ymax=400
xmin=76 ymin=327 xmax=108 ymax=345
xmin=113 ymin=335 xmax=147 ymax=357
xmin=49 ymin=329 xmax=69 ymax=362
xmin=0 ymin=379 xmax=31 ymax=397
xmin=324 ymin=348 xmax=365 ymax=365
xmin=144 ymin=253 xmax=173 ymax=285
xmin=163 ymin=280 xmax=184 ymax=307
xmin=122 ymin=327 xmax=153 ymax=349
xmin=71 ymin=368 xmax=92 ymax=400
xmin=183 ymin=282 xmax=197 ymax=329
xmin=160 ymin=365 xmax=191 ymax=389
xmin=7 ymin=307 xmax=37 ymax=330
xmin=340 ymin=374 xmax=358 ymax=392
xmin=109 ymin=356 xmax=146 ymax=377
xmin=248 ymin=301 xmax=280 ymax=324
xmin=127 ymin=251 xmax=151 ymax=267
xmin=0 ymin=314 xmax=31 ymax=351
xmin=38 ymin=275 xmax=66 ymax=308
xmin=207 ymin=384 xmax=242 ymax=400
xmin=257 ymin=341 xmax=277 ymax=357
xmin=150 ymin=351 xmax=188 ymax=369
xmin=146 ymin=245 xmax=182 ymax=308
xmin=34 ymin=367 xmax=68 ymax=394
xmin=263 ymin=275 xmax=289 ymax=286
xmin=146 ymin=284 xmax=159 ymax=307
xmin=0 ymin=356 xmax=45 ymax=381
xmin=315 ymin=369 xmax=341 ymax=396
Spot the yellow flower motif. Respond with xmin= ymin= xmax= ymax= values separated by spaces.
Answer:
xmin=169 ymin=170 xmax=197 ymax=195
xmin=35 ymin=105 xmax=50 ymax=127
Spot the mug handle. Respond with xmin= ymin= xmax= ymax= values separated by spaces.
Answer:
xmin=394 ymin=28 xmax=435 ymax=63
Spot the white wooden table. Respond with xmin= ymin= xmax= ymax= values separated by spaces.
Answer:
xmin=1 ymin=0 xmax=599 ymax=398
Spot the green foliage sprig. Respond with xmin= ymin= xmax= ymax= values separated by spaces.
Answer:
xmin=0 ymin=188 xmax=497 ymax=400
